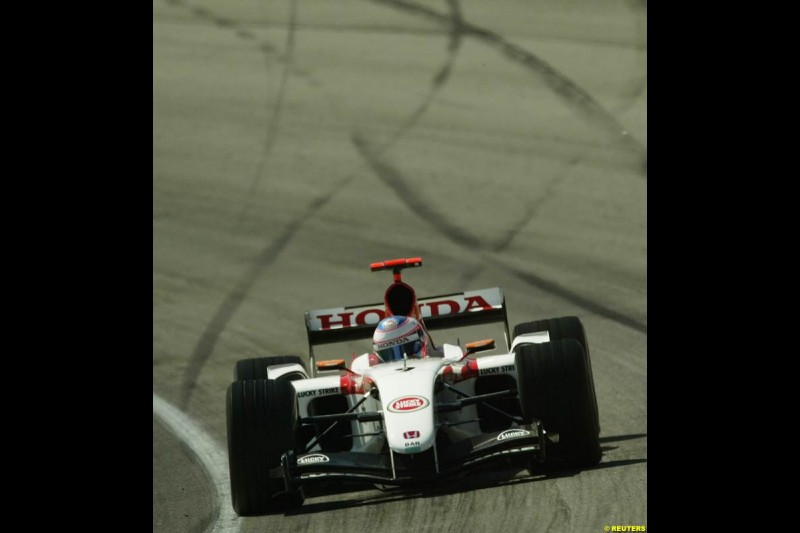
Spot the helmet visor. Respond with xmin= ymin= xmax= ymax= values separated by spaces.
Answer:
xmin=375 ymin=335 xmax=423 ymax=362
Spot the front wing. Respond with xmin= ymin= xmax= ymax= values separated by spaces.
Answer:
xmin=276 ymin=421 xmax=545 ymax=490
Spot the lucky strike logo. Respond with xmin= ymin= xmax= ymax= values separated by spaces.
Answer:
xmin=497 ymin=429 xmax=531 ymax=441
xmin=387 ymin=395 xmax=429 ymax=413
xmin=297 ymin=454 xmax=330 ymax=465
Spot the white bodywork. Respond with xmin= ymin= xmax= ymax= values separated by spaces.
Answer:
xmin=359 ymin=357 xmax=446 ymax=453
xmin=509 ymin=331 xmax=550 ymax=351
xmin=291 ymin=340 xmax=532 ymax=456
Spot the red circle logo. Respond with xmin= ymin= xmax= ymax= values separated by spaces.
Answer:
xmin=388 ymin=395 xmax=429 ymax=413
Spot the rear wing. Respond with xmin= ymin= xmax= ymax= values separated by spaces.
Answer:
xmin=305 ymin=288 xmax=510 ymax=370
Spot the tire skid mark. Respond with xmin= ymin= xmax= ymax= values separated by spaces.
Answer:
xmin=353 ymin=134 xmax=646 ymax=335
xmin=235 ymin=28 xmax=257 ymax=40
xmin=158 ymin=0 xmax=326 ymax=220
xmin=160 ymin=0 xmax=261 ymax=42
xmin=370 ymin=0 xmax=646 ymax=176
xmin=375 ymin=0 xmax=464 ymax=151
xmin=503 ymin=265 xmax=647 ymax=334
xmin=236 ymin=0 xmax=299 ymax=227
xmin=179 ymin=178 xmax=354 ymax=408
xmin=456 ymin=158 xmax=578 ymax=288
xmin=612 ymin=0 xmax=647 ymax=114
xmin=611 ymin=0 xmax=647 ymax=113
xmin=490 ymin=157 xmax=574 ymax=253
xmin=353 ymin=133 xmax=482 ymax=250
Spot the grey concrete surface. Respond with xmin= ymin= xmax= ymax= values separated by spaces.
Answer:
xmin=153 ymin=417 xmax=215 ymax=532
xmin=153 ymin=0 xmax=646 ymax=531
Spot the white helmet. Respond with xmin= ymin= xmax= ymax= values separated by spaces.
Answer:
xmin=372 ymin=316 xmax=428 ymax=362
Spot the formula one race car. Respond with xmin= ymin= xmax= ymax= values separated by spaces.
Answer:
xmin=226 ymin=257 xmax=601 ymax=515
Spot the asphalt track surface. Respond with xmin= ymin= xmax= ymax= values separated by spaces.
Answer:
xmin=153 ymin=0 xmax=647 ymax=531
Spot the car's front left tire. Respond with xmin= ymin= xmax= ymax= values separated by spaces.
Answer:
xmin=226 ymin=377 xmax=304 ymax=515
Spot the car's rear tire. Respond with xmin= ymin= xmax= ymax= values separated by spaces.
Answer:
xmin=513 ymin=317 xmax=599 ymax=434
xmin=234 ymin=356 xmax=308 ymax=381
xmin=226 ymin=378 xmax=304 ymax=515
xmin=514 ymin=339 xmax=601 ymax=467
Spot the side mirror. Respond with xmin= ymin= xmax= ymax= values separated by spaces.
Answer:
xmin=465 ymin=339 xmax=496 ymax=355
xmin=316 ymin=359 xmax=347 ymax=371
xmin=443 ymin=343 xmax=465 ymax=362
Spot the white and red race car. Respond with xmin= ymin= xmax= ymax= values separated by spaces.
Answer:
xmin=226 ymin=257 xmax=600 ymax=515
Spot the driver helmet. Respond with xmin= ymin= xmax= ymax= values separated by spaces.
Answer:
xmin=372 ymin=315 xmax=428 ymax=362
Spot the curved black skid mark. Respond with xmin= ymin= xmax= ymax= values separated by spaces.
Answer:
xmin=237 ymin=0 xmax=464 ymax=228
xmin=162 ymin=0 xmax=259 ymax=42
xmin=611 ymin=0 xmax=647 ymax=115
xmin=157 ymin=0 xmax=317 ymax=228
xmin=500 ymin=265 xmax=647 ymax=335
xmin=495 ymin=155 xmax=581 ymax=253
xmin=352 ymin=134 xmax=646 ymax=335
xmin=376 ymin=0 xmax=464 ymax=151
xmin=456 ymin=157 xmax=581 ymax=288
xmin=178 ymin=178 xmax=355 ymax=408
xmin=370 ymin=0 xmax=646 ymax=176
xmin=353 ymin=133 xmax=482 ymax=249
xmin=236 ymin=0 xmax=299 ymax=227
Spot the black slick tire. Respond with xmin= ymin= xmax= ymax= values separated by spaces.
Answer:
xmin=514 ymin=338 xmax=601 ymax=467
xmin=226 ymin=378 xmax=303 ymax=515
xmin=513 ymin=317 xmax=599 ymax=434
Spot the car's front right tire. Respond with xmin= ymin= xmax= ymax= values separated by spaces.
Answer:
xmin=513 ymin=317 xmax=599 ymax=434
xmin=514 ymin=338 xmax=601 ymax=467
